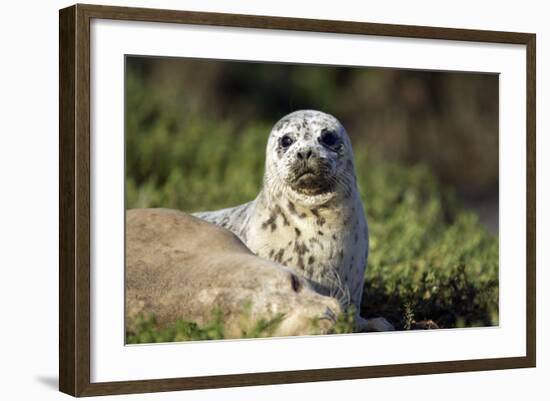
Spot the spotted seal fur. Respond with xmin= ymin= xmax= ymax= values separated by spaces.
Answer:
xmin=194 ymin=110 xmax=393 ymax=331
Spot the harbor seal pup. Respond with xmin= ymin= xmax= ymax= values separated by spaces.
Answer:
xmin=194 ymin=110 xmax=393 ymax=331
xmin=126 ymin=208 xmax=342 ymax=339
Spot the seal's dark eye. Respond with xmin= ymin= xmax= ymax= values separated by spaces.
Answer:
xmin=280 ymin=134 xmax=294 ymax=148
xmin=320 ymin=131 xmax=339 ymax=147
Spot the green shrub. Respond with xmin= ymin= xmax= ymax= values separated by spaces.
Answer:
xmin=359 ymin=159 xmax=498 ymax=329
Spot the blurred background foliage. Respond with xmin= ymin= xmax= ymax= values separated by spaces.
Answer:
xmin=126 ymin=56 xmax=499 ymax=332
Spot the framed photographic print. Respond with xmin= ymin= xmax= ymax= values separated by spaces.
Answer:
xmin=59 ymin=3 xmax=536 ymax=397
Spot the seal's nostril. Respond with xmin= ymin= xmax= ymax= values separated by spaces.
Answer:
xmin=297 ymin=149 xmax=314 ymax=160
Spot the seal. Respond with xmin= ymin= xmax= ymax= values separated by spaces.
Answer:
xmin=194 ymin=110 xmax=393 ymax=331
xmin=126 ymin=208 xmax=342 ymax=339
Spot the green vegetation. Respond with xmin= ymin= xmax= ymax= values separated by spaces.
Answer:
xmin=127 ymin=306 xmax=356 ymax=344
xmin=125 ymin=58 xmax=499 ymax=342
xmin=127 ymin=309 xmax=289 ymax=344
xmin=127 ymin=313 xmax=226 ymax=344
xmin=359 ymin=162 xmax=498 ymax=329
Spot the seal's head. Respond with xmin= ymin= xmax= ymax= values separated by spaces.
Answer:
xmin=264 ymin=110 xmax=357 ymax=206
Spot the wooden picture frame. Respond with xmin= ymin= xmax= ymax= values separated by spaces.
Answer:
xmin=59 ymin=3 xmax=536 ymax=397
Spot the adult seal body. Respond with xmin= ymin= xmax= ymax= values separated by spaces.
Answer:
xmin=126 ymin=208 xmax=342 ymax=338
xmin=195 ymin=110 xmax=391 ymax=330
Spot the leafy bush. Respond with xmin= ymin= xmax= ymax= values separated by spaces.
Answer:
xmin=125 ymin=63 xmax=498 ymax=341
xmin=359 ymin=160 xmax=498 ymax=329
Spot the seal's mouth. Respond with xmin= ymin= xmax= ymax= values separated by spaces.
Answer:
xmin=290 ymin=167 xmax=333 ymax=195
xmin=296 ymin=170 xmax=318 ymax=180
